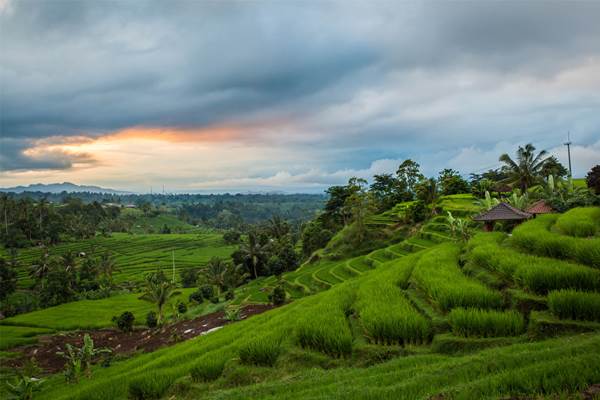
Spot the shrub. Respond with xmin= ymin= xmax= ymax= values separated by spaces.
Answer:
xmin=179 ymin=268 xmax=199 ymax=288
xmin=224 ymin=306 xmax=241 ymax=321
xmin=146 ymin=311 xmax=158 ymax=328
xmin=200 ymin=284 xmax=214 ymax=300
xmin=449 ymin=308 xmax=525 ymax=338
xmin=548 ymin=290 xmax=600 ymax=321
xmin=128 ymin=373 xmax=174 ymax=400
xmin=269 ymin=285 xmax=286 ymax=306
xmin=188 ymin=290 xmax=203 ymax=304
xmin=177 ymin=301 xmax=187 ymax=314
xmin=114 ymin=311 xmax=135 ymax=333
xmin=210 ymin=296 xmax=219 ymax=304
xmin=239 ymin=336 xmax=282 ymax=367
xmin=190 ymin=358 xmax=226 ymax=382
xmin=405 ymin=201 xmax=427 ymax=223
xmin=225 ymin=290 xmax=235 ymax=301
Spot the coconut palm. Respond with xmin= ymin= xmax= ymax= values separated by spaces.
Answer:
xmin=98 ymin=252 xmax=119 ymax=281
xmin=239 ymin=231 xmax=267 ymax=279
xmin=139 ymin=272 xmax=181 ymax=325
xmin=29 ymin=248 xmax=50 ymax=287
xmin=202 ymin=257 xmax=228 ymax=294
xmin=499 ymin=144 xmax=551 ymax=191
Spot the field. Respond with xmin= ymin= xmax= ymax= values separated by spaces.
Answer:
xmin=2 ymin=205 xmax=600 ymax=399
xmin=1 ymin=232 xmax=237 ymax=287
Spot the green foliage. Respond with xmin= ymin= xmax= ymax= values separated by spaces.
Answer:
xmin=438 ymin=168 xmax=470 ymax=196
xmin=469 ymin=237 xmax=600 ymax=294
xmin=128 ymin=372 xmax=175 ymax=400
xmin=449 ymin=308 xmax=525 ymax=338
xmin=56 ymin=333 xmax=111 ymax=383
xmin=239 ymin=336 xmax=282 ymax=367
xmin=356 ymin=256 xmax=430 ymax=345
xmin=269 ymin=284 xmax=286 ymax=306
xmin=554 ymin=207 xmax=600 ymax=237
xmin=300 ymin=219 xmax=333 ymax=257
xmin=548 ymin=290 xmax=600 ymax=322
xmin=179 ymin=268 xmax=199 ymax=288
xmin=188 ymin=289 xmax=203 ymax=304
xmin=190 ymin=357 xmax=226 ymax=382
xmin=200 ymin=284 xmax=214 ymax=300
xmin=0 ymin=257 xmax=18 ymax=301
xmin=139 ymin=271 xmax=182 ymax=325
xmin=404 ymin=200 xmax=427 ymax=223
xmin=145 ymin=311 xmax=158 ymax=328
xmin=223 ymin=229 xmax=241 ymax=244
xmin=177 ymin=301 xmax=187 ymax=314
xmin=5 ymin=375 xmax=44 ymax=400
xmin=224 ymin=305 xmax=241 ymax=322
xmin=499 ymin=143 xmax=551 ymax=191
xmin=511 ymin=214 xmax=600 ymax=268
xmin=445 ymin=211 xmax=471 ymax=242
xmin=412 ymin=243 xmax=503 ymax=311
xmin=113 ymin=311 xmax=135 ymax=332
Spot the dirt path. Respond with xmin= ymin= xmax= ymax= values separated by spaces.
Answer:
xmin=6 ymin=304 xmax=275 ymax=374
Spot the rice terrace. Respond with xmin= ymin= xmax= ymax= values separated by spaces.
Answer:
xmin=1 ymin=1 xmax=600 ymax=399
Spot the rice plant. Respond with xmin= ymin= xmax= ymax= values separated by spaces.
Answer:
xmin=239 ymin=336 xmax=283 ymax=367
xmin=190 ymin=357 xmax=227 ymax=382
xmin=356 ymin=255 xmax=431 ymax=345
xmin=548 ymin=289 xmax=600 ymax=322
xmin=449 ymin=308 xmax=525 ymax=338
xmin=511 ymin=214 xmax=600 ymax=268
xmin=412 ymin=243 xmax=503 ymax=311
xmin=468 ymin=237 xmax=600 ymax=294
xmin=555 ymin=207 xmax=600 ymax=238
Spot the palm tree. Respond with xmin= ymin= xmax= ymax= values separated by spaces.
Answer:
xmin=239 ymin=231 xmax=267 ymax=279
xmin=98 ymin=252 xmax=119 ymax=282
xmin=139 ymin=273 xmax=181 ymax=325
xmin=224 ymin=263 xmax=250 ymax=290
xmin=202 ymin=257 xmax=228 ymax=294
xmin=29 ymin=247 xmax=50 ymax=288
xmin=499 ymin=144 xmax=551 ymax=192
xmin=267 ymin=216 xmax=289 ymax=240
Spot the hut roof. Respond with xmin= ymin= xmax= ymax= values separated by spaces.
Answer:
xmin=526 ymin=200 xmax=554 ymax=215
xmin=473 ymin=202 xmax=532 ymax=221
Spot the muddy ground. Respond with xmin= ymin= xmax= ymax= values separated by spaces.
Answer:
xmin=5 ymin=304 xmax=275 ymax=374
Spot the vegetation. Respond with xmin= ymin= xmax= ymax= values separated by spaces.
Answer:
xmin=449 ymin=308 xmax=525 ymax=337
xmin=554 ymin=206 xmax=600 ymax=237
xmin=498 ymin=143 xmax=552 ymax=191
xmin=548 ymin=290 xmax=600 ymax=322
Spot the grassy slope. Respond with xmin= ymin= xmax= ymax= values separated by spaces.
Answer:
xmin=120 ymin=209 xmax=203 ymax=234
xmin=2 ymin=232 xmax=237 ymax=287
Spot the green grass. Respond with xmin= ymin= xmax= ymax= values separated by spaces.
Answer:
xmin=548 ymin=289 xmax=600 ymax=322
xmin=356 ymin=255 xmax=431 ymax=345
xmin=448 ymin=308 xmax=525 ymax=338
xmin=511 ymin=214 xmax=600 ymax=268
xmin=412 ymin=243 xmax=503 ymax=311
xmin=469 ymin=234 xmax=600 ymax=294
xmin=554 ymin=207 xmax=600 ymax=237
xmin=2 ymin=232 xmax=236 ymax=287
xmin=120 ymin=209 xmax=202 ymax=234
xmin=0 ymin=289 xmax=195 ymax=330
xmin=0 ymin=325 xmax=55 ymax=350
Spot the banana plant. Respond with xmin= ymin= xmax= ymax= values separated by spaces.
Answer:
xmin=5 ymin=375 xmax=43 ymax=400
xmin=477 ymin=191 xmax=500 ymax=210
xmin=446 ymin=212 xmax=471 ymax=242
xmin=56 ymin=334 xmax=111 ymax=383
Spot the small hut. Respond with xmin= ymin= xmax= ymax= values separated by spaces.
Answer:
xmin=473 ymin=202 xmax=532 ymax=231
xmin=526 ymin=200 xmax=554 ymax=216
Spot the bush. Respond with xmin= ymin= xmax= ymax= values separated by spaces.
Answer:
xmin=114 ymin=311 xmax=135 ymax=333
xmin=146 ymin=311 xmax=158 ymax=328
xmin=269 ymin=285 xmax=286 ymax=306
xmin=188 ymin=290 xmax=203 ymax=304
xmin=239 ymin=336 xmax=282 ymax=367
xmin=548 ymin=290 xmax=600 ymax=322
xmin=179 ymin=268 xmax=199 ymax=288
xmin=200 ymin=284 xmax=214 ymax=300
xmin=405 ymin=201 xmax=428 ymax=223
xmin=223 ymin=230 xmax=241 ymax=244
xmin=449 ymin=308 xmax=525 ymax=338
xmin=177 ymin=301 xmax=187 ymax=314
xmin=225 ymin=290 xmax=235 ymax=301
xmin=128 ymin=372 xmax=174 ymax=400
xmin=190 ymin=358 xmax=226 ymax=382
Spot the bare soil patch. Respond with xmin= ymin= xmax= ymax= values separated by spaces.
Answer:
xmin=5 ymin=304 xmax=274 ymax=374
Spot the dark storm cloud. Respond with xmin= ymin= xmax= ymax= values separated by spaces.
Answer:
xmin=1 ymin=0 xmax=600 ymax=176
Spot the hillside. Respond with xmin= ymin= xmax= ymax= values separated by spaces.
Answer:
xmin=1 ymin=205 xmax=598 ymax=399
xmin=0 ymin=182 xmax=127 ymax=194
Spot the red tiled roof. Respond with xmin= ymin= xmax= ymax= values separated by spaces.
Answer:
xmin=473 ymin=202 xmax=533 ymax=221
xmin=526 ymin=200 xmax=554 ymax=214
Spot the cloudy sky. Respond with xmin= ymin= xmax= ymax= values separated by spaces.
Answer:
xmin=1 ymin=0 xmax=599 ymax=193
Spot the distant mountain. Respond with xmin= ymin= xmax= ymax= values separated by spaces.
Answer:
xmin=0 ymin=182 xmax=130 ymax=194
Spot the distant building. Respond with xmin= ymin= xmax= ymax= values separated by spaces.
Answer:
xmin=473 ymin=202 xmax=532 ymax=231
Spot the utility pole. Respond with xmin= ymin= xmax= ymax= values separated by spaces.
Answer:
xmin=564 ymin=132 xmax=572 ymax=178
xmin=172 ymin=250 xmax=175 ymax=283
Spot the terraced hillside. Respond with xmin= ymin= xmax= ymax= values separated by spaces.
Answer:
xmin=10 ymin=206 xmax=598 ymax=400
xmin=1 ymin=232 xmax=237 ymax=287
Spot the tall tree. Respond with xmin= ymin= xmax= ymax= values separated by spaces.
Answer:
xmin=499 ymin=144 xmax=551 ymax=191
xmin=202 ymin=257 xmax=228 ymax=294
xmin=396 ymin=159 xmax=424 ymax=199
xmin=139 ymin=271 xmax=181 ymax=325
xmin=238 ymin=231 xmax=268 ymax=279
xmin=98 ymin=252 xmax=119 ymax=282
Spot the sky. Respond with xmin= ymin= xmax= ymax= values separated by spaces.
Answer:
xmin=1 ymin=0 xmax=599 ymax=193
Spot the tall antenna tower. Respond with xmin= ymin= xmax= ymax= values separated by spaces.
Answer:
xmin=564 ymin=132 xmax=573 ymax=178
